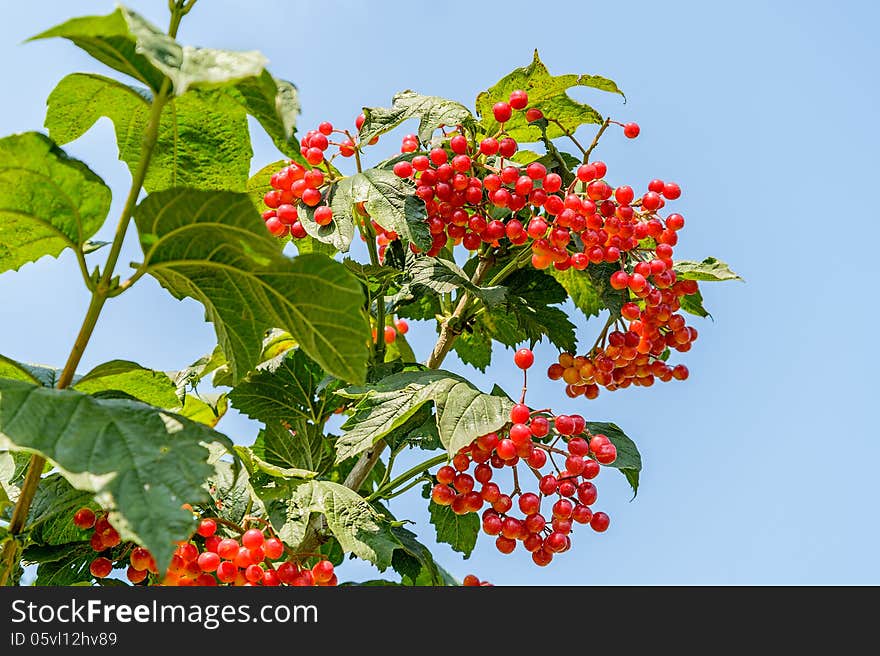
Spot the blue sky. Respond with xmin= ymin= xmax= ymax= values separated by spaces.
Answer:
xmin=1 ymin=0 xmax=876 ymax=584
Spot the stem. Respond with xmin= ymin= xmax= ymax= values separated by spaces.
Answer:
xmin=548 ymin=118 xmax=588 ymax=158
xmin=427 ymin=250 xmax=495 ymax=368
xmin=367 ymin=453 xmax=449 ymax=502
xmin=583 ymin=118 xmax=612 ymax=163
xmin=0 ymin=4 xmax=184 ymax=587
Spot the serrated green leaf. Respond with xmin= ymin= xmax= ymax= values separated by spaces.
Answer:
xmin=484 ymin=268 xmax=577 ymax=351
xmin=585 ymin=421 xmax=641 ymax=496
xmin=359 ymin=90 xmax=475 ymax=144
xmin=680 ymin=288 xmax=711 ymax=319
xmin=346 ymin=169 xmax=430 ymax=251
xmin=29 ymin=543 xmax=96 ymax=586
xmin=175 ymin=392 xmax=228 ymax=428
xmin=0 ymin=355 xmax=61 ymax=387
xmin=173 ymin=346 xmax=227 ymax=400
xmin=26 ymin=474 xmax=94 ymax=546
xmin=550 ymin=267 xmax=604 ymax=319
xmin=383 ymin=404 xmax=441 ymax=452
xmin=30 ymin=7 xmax=167 ymax=92
xmin=229 ymin=349 xmax=332 ymax=424
xmin=252 ymin=419 xmax=332 ymax=475
xmin=266 ymin=480 xmax=396 ymax=569
xmin=452 ymin=330 xmax=492 ymax=372
xmin=408 ymin=257 xmax=507 ymax=308
xmin=206 ymin=456 xmax=263 ymax=526
xmin=235 ymin=445 xmax=316 ymax=480
xmin=46 ymin=73 xmax=251 ymax=193
xmin=0 ymin=378 xmax=234 ymax=572
xmin=0 ymin=132 xmax=110 ymax=274
xmin=675 ymin=257 xmax=743 ymax=282
xmin=476 ymin=50 xmax=623 ymax=143
xmin=229 ymin=71 xmax=299 ymax=155
xmin=73 ymin=360 xmax=179 ymax=408
xmin=336 ymin=370 xmax=512 ymax=461
xmin=134 ymin=188 xmax=369 ymax=384
xmin=428 ymin=501 xmax=479 ymax=558
xmin=32 ymin=7 xmax=268 ymax=96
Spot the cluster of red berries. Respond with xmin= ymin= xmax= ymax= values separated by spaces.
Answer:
xmin=462 ymin=574 xmax=493 ymax=586
xmin=372 ymin=318 xmax=409 ymax=345
xmin=259 ymin=87 xmax=702 ymax=399
xmin=430 ymin=349 xmax=614 ymax=567
xmin=72 ymin=508 xmax=336 ymax=587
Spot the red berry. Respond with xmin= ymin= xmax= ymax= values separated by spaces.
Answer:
xmin=437 ymin=465 xmax=456 ymax=484
xmin=197 ymin=519 xmax=217 ymax=538
xmin=127 ymin=565 xmax=148 ymax=584
xmin=393 ymin=161 xmax=413 ymax=178
xmin=663 ymin=182 xmax=682 ymax=199
xmin=509 ymin=89 xmax=529 ymax=110
xmin=217 ymin=538 xmax=239 ymax=560
xmin=530 ymin=416 xmax=550 ymax=438
xmin=498 ymin=138 xmax=517 ymax=158
xmin=590 ymin=511 xmax=611 ymax=532
xmin=450 ymin=135 xmax=469 ymax=154
xmin=518 ymin=492 xmax=541 ymax=515
xmin=383 ymin=326 xmax=397 ymax=344
xmin=245 ymin=564 xmax=264 ymax=583
xmin=216 ymin=561 xmax=237 ymax=583
xmin=495 ymin=536 xmax=516 ymax=554
xmin=197 ymin=551 xmax=221 ymax=573
xmin=264 ymin=537 xmax=284 ymax=561
xmin=525 ymin=108 xmax=544 ymax=122
xmin=355 ymin=113 xmax=366 ymax=130
xmin=318 ymin=121 xmax=333 ymax=135
xmin=623 ymin=122 xmax=640 ymax=138
xmin=496 ymin=438 xmax=517 ymax=460
xmin=73 ymin=507 xmax=96 ymax=530
xmin=554 ymin=415 xmax=575 ymax=435
xmin=395 ymin=319 xmax=409 ymax=334
xmin=493 ymin=102 xmax=513 ymax=123
xmin=241 ymin=529 xmax=264 ymax=550
xmin=90 ymin=557 xmax=112 ymax=579
xmin=510 ymin=403 xmax=531 ymax=424
xmin=514 ymin=348 xmax=534 ymax=369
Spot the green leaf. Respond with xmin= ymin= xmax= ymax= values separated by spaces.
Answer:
xmin=266 ymin=480 xmax=397 ymax=568
xmin=32 ymin=7 xmax=268 ymax=96
xmin=26 ymin=474 xmax=94 ymax=546
xmin=229 ymin=348 xmax=331 ymax=424
xmin=46 ymin=74 xmax=251 ymax=193
xmin=236 ymin=445 xmax=317 ymax=481
xmin=299 ymin=179 xmax=357 ymax=253
xmin=550 ymin=267 xmax=604 ymax=319
xmin=229 ymin=71 xmax=300 ymax=155
xmin=30 ymin=7 xmax=167 ymax=92
xmin=675 ymin=257 xmax=743 ymax=282
xmin=252 ymin=419 xmax=332 ymax=475
xmin=0 ymin=132 xmax=110 ymax=274
xmin=585 ymin=421 xmax=642 ymax=496
xmin=359 ymin=90 xmax=475 ymax=144
xmin=29 ymin=543 xmax=96 ymax=586
xmin=348 ymin=169 xmax=431 ymax=251
xmin=586 ymin=261 xmax=628 ymax=317
xmin=408 ymin=257 xmax=507 ymax=308
xmin=476 ymin=50 xmax=624 ymax=143
xmin=206 ymin=455 xmax=263 ymax=526
xmin=73 ymin=360 xmax=179 ymax=408
xmin=0 ymin=378 xmax=234 ymax=572
xmin=680 ymin=288 xmax=711 ymax=319
xmin=452 ymin=330 xmax=493 ymax=372
xmin=0 ymin=355 xmax=61 ymax=387
xmin=481 ymin=268 xmax=577 ymax=352
xmin=173 ymin=347 xmax=227 ymax=400
xmin=428 ymin=501 xmax=479 ymax=558
xmin=175 ymin=392 xmax=228 ymax=428
xmin=336 ymin=370 xmax=513 ymax=461
xmin=134 ymin=188 xmax=370 ymax=384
